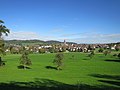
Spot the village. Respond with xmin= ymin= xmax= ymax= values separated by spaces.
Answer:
xmin=5 ymin=40 xmax=120 ymax=54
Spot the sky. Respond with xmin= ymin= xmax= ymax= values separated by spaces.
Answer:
xmin=0 ymin=0 xmax=120 ymax=43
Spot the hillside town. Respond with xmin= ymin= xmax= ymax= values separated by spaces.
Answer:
xmin=5 ymin=40 xmax=120 ymax=54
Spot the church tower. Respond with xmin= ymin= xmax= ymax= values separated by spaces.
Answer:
xmin=64 ymin=39 xmax=66 ymax=45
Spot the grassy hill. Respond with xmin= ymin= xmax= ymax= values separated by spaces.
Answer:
xmin=0 ymin=52 xmax=120 ymax=90
xmin=5 ymin=40 xmax=77 ymax=45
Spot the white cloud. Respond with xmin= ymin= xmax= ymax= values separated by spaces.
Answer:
xmin=4 ymin=31 xmax=64 ymax=41
xmin=4 ymin=31 xmax=120 ymax=44
xmin=66 ymin=33 xmax=120 ymax=44
xmin=4 ymin=31 xmax=40 ymax=40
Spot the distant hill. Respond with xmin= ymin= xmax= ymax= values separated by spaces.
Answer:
xmin=45 ymin=40 xmax=61 ymax=44
xmin=5 ymin=40 xmax=77 ymax=45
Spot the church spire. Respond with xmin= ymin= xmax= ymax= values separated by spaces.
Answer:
xmin=64 ymin=39 xmax=66 ymax=45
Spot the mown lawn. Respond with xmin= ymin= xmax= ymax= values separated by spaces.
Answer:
xmin=0 ymin=52 xmax=120 ymax=90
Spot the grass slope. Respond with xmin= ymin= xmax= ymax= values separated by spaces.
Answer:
xmin=0 ymin=52 xmax=120 ymax=89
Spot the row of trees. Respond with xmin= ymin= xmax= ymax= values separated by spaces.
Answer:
xmin=20 ymin=49 xmax=64 ymax=70
xmin=88 ymin=50 xmax=120 ymax=59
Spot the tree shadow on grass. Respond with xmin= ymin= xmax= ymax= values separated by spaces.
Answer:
xmin=17 ymin=65 xmax=31 ymax=69
xmin=90 ymin=74 xmax=120 ymax=87
xmin=98 ymin=80 xmax=120 ymax=86
xmin=90 ymin=74 xmax=120 ymax=80
xmin=45 ymin=66 xmax=57 ymax=70
xmin=83 ymin=58 xmax=89 ymax=60
xmin=105 ymin=59 xmax=120 ymax=62
xmin=0 ymin=78 xmax=120 ymax=90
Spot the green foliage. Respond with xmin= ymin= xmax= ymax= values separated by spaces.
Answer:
xmin=0 ymin=20 xmax=10 ymax=37
xmin=0 ymin=56 xmax=5 ymax=66
xmin=118 ymin=53 xmax=120 ymax=59
xmin=88 ymin=50 xmax=95 ymax=58
xmin=49 ymin=47 xmax=55 ymax=53
xmin=0 ymin=40 xmax=6 ymax=56
xmin=103 ymin=50 xmax=111 ymax=56
xmin=113 ymin=54 xmax=117 ymax=57
xmin=0 ymin=20 xmax=10 ymax=56
xmin=88 ymin=45 xmax=92 ymax=50
xmin=53 ymin=53 xmax=64 ymax=70
xmin=115 ymin=46 xmax=119 ymax=51
xmin=20 ymin=48 xmax=32 ymax=69
xmin=62 ymin=45 xmax=66 ymax=52
xmin=98 ymin=48 xmax=104 ymax=52
xmin=39 ymin=48 xmax=45 ymax=53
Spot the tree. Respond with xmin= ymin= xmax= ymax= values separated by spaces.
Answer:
xmin=20 ymin=47 xmax=32 ymax=69
xmin=62 ymin=45 xmax=66 ymax=52
xmin=39 ymin=48 xmax=45 ymax=54
xmin=49 ymin=47 xmax=55 ymax=53
xmin=115 ymin=46 xmax=119 ymax=51
xmin=103 ymin=50 xmax=110 ymax=56
xmin=98 ymin=48 xmax=104 ymax=52
xmin=53 ymin=53 xmax=64 ymax=70
xmin=88 ymin=50 xmax=95 ymax=59
xmin=88 ymin=45 xmax=92 ymax=51
xmin=0 ymin=40 xmax=6 ymax=56
xmin=0 ymin=20 xmax=10 ymax=54
xmin=118 ymin=53 xmax=120 ymax=59
xmin=0 ymin=20 xmax=10 ymax=66
xmin=0 ymin=56 xmax=5 ymax=66
xmin=0 ymin=20 xmax=10 ymax=38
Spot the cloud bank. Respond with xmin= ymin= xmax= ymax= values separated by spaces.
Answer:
xmin=4 ymin=31 xmax=120 ymax=44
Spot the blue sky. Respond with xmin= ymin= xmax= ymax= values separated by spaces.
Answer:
xmin=0 ymin=0 xmax=120 ymax=43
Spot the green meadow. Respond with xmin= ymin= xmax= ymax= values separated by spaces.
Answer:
xmin=0 ymin=52 xmax=120 ymax=90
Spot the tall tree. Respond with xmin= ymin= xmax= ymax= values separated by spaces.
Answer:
xmin=20 ymin=47 xmax=32 ymax=69
xmin=0 ymin=20 xmax=10 ymax=55
xmin=0 ymin=20 xmax=10 ymax=38
xmin=53 ymin=53 xmax=64 ymax=70
xmin=0 ymin=40 xmax=5 ymax=56
xmin=0 ymin=20 xmax=10 ymax=66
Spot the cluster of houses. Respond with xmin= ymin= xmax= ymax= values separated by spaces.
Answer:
xmin=5 ymin=40 xmax=120 ymax=54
